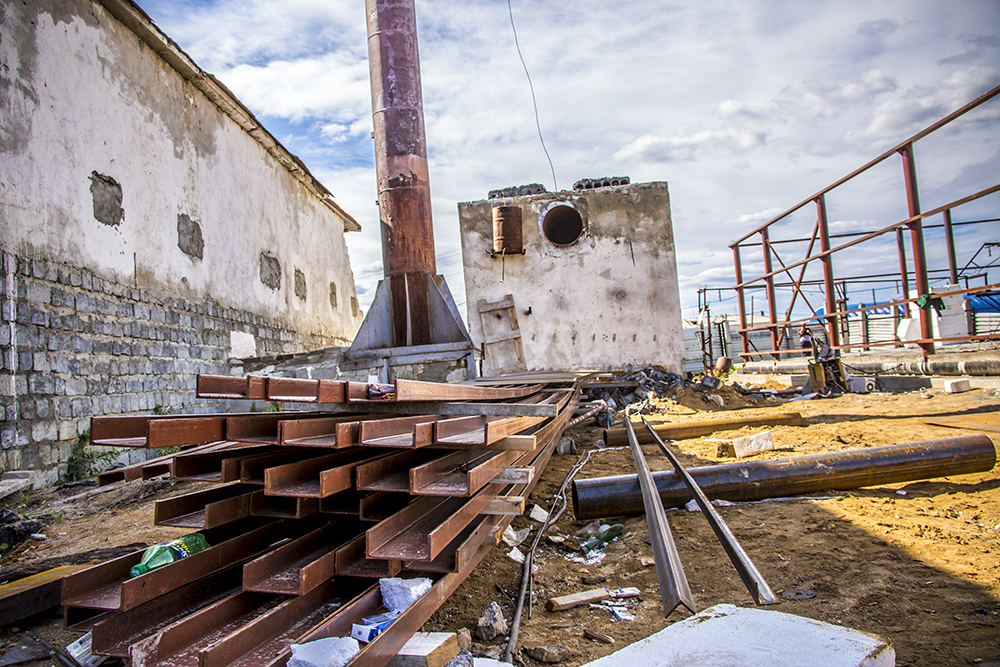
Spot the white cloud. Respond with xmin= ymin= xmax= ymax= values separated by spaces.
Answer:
xmin=782 ymin=70 xmax=898 ymax=117
xmin=848 ymin=66 xmax=1000 ymax=145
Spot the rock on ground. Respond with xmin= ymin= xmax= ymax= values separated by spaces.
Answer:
xmin=476 ymin=602 xmax=508 ymax=642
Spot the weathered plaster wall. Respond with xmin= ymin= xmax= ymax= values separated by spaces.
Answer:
xmin=459 ymin=182 xmax=684 ymax=373
xmin=0 ymin=0 xmax=363 ymax=341
xmin=0 ymin=0 xmax=364 ymax=482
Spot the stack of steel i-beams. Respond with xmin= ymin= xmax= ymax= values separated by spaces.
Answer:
xmin=63 ymin=374 xmax=581 ymax=667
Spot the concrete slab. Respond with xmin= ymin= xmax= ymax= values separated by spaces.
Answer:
xmin=580 ymin=604 xmax=894 ymax=667
xmin=0 ymin=473 xmax=32 ymax=503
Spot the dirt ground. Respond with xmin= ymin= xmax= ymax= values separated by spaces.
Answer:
xmin=1 ymin=383 xmax=998 ymax=666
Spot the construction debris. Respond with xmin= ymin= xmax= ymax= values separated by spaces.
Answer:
xmin=475 ymin=602 xmax=508 ymax=642
xmin=523 ymin=645 xmax=571 ymax=663
xmin=288 ymin=637 xmax=360 ymax=667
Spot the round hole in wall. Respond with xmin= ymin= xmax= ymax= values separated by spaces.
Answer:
xmin=542 ymin=205 xmax=584 ymax=246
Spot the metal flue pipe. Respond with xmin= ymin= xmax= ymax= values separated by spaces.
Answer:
xmin=366 ymin=0 xmax=437 ymax=347
xmin=572 ymin=435 xmax=996 ymax=520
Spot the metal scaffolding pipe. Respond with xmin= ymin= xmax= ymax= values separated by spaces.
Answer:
xmin=366 ymin=0 xmax=437 ymax=346
xmin=572 ymin=435 xmax=996 ymax=520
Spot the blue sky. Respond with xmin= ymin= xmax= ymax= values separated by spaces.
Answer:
xmin=138 ymin=0 xmax=1000 ymax=322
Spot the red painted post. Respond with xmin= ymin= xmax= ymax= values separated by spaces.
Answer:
xmin=815 ymin=195 xmax=840 ymax=351
xmin=760 ymin=229 xmax=780 ymax=358
xmin=943 ymin=209 xmax=959 ymax=284
xmin=732 ymin=245 xmax=750 ymax=360
xmin=898 ymin=143 xmax=934 ymax=354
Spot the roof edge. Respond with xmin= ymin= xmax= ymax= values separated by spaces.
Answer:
xmin=95 ymin=0 xmax=362 ymax=233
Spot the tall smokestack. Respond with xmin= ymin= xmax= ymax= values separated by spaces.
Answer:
xmin=365 ymin=0 xmax=436 ymax=346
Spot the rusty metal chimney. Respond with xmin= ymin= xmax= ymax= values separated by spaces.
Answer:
xmin=366 ymin=0 xmax=436 ymax=347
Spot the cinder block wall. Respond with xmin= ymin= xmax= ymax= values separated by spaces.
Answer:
xmin=0 ymin=252 xmax=339 ymax=485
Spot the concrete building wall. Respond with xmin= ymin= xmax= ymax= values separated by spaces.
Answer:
xmin=0 ymin=0 xmax=364 ymax=482
xmin=458 ymin=182 xmax=684 ymax=373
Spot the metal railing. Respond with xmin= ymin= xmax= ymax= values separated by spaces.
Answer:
xmin=729 ymin=83 xmax=1000 ymax=359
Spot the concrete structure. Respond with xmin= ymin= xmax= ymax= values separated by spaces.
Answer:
xmin=458 ymin=182 xmax=683 ymax=374
xmin=0 ymin=0 xmax=364 ymax=482
xmin=581 ymin=604 xmax=894 ymax=667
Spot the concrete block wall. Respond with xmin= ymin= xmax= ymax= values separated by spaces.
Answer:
xmin=1 ymin=251 xmax=342 ymax=485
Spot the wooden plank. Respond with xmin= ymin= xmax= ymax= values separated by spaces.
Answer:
xmin=480 ymin=496 xmax=525 ymax=516
xmin=478 ymin=297 xmax=515 ymax=313
xmin=385 ymin=632 xmax=459 ymax=667
xmin=0 ymin=565 xmax=88 ymax=626
xmin=482 ymin=329 xmax=522 ymax=344
xmin=545 ymin=589 xmax=611 ymax=612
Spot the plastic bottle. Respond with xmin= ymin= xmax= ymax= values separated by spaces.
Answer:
xmin=129 ymin=533 xmax=210 ymax=577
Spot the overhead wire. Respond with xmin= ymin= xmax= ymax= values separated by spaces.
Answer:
xmin=507 ymin=0 xmax=558 ymax=191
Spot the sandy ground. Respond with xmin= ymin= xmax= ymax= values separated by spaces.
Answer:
xmin=1 ymin=384 xmax=998 ymax=666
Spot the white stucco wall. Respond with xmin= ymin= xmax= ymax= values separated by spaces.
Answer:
xmin=0 ymin=0 xmax=363 ymax=343
xmin=459 ymin=182 xmax=685 ymax=373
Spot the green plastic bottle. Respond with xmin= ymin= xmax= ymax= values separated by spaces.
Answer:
xmin=129 ymin=533 xmax=210 ymax=577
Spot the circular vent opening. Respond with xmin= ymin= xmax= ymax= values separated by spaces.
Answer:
xmin=542 ymin=205 xmax=584 ymax=245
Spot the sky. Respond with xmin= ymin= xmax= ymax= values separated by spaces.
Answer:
xmin=138 ymin=0 xmax=1000 ymax=324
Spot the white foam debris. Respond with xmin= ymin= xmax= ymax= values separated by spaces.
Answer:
xmin=379 ymin=577 xmax=432 ymax=613
xmin=287 ymin=637 xmax=359 ymax=667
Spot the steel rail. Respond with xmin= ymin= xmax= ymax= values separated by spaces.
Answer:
xmin=573 ymin=435 xmax=997 ymax=520
xmin=642 ymin=417 xmax=778 ymax=606
xmin=624 ymin=417 xmax=696 ymax=617
xmin=603 ymin=413 xmax=804 ymax=447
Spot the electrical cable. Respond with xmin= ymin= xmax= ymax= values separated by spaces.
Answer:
xmin=507 ymin=0 xmax=558 ymax=191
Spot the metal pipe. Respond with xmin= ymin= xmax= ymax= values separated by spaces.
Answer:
xmin=572 ymin=435 xmax=996 ymax=520
xmin=943 ymin=209 xmax=959 ymax=284
xmin=733 ymin=244 xmax=750 ymax=360
xmin=366 ymin=0 xmax=437 ymax=346
xmin=761 ymin=229 xmax=780 ymax=358
xmin=642 ymin=417 xmax=777 ymax=606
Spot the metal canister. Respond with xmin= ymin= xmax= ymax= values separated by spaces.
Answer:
xmin=492 ymin=206 xmax=523 ymax=254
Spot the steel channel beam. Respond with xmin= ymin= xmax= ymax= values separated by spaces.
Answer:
xmin=306 ymin=400 xmax=559 ymax=418
xmin=128 ymin=590 xmax=284 ymax=667
xmin=264 ymin=449 xmax=390 ymax=498
xmin=227 ymin=413 xmax=334 ymax=445
xmin=356 ymin=450 xmax=440 ymax=492
xmin=241 ymin=448 xmax=334 ymax=485
xmin=358 ymin=491 xmax=412 ymax=522
xmin=573 ymin=435 xmax=998 ymax=520
xmin=899 ymin=142 xmax=935 ymax=354
xmin=250 ymin=491 xmax=319 ymax=519
xmin=816 ymin=194 xmax=841 ymax=349
xmin=624 ymin=418 xmax=696 ymax=616
xmin=63 ymin=519 xmax=286 ymax=613
xmin=89 ymin=564 xmax=246 ymax=657
xmin=410 ymin=449 xmax=521 ymax=497
xmin=359 ymin=414 xmax=442 ymax=448
xmin=642 ymin=417 xmax=777 ymax=606
xmin=603 ymin=412 xmax=804 ymax=447
xmin=243 ymin=519 xmax=365 ymax=595
xmin=393 ymin=380 xmax=544 ymax=402
xmin=171 ymin=444 xmax=279 ymax=482
xmin=91 ymin=414 xmax=228 ymax=448
xmin=365 ymin=482 xmax=504 ymax=561
xmin=154 ymin=482 xmax=260 ymax=529
xmin=196 ymin=374 xmax=266 ymax=400
xmin=319 ymin=489 xmax=369 ymax=516
xmin=334 ymin=534 xmax=402 ymax=578
xmin=760 ymin=228 xmax=781 ymax=358
xmin=278 ymin=416 xmax=390 ymax=448
xmin=199 ymin=578 xmax=370 ymax=667
xmin=97 ymin=440 xmax=224 ymax=486
xmin=265 ymin=377 xmax=347 ymax=403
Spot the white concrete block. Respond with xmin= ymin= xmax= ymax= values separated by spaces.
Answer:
xmin=229 ymin=331 xmax=257 ymax=360
xmin=580 ymin=603 xmax=894 ymax=667
xmin=380 ymin=577 xmax=432 ymax=613
xmin=732 ymin=431 xmax=775 ymax=458
xmin=287 ymin=636 xmax=359 ymax=667
xmin=944 ymin=379 xmax=971 ymax=393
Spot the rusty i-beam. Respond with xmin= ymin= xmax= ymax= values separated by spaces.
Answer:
xmin=366 ymin=0 xmax=436 ymax=347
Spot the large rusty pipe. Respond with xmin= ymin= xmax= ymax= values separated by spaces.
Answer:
xmin=572 ymin=435 xmax=996 ymax=520
xmin=366 ymin=0 xmax=436 ymax=346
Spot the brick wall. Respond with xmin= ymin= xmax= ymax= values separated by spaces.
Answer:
xmin=1 ymin=251 xmax=343 ymax=484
